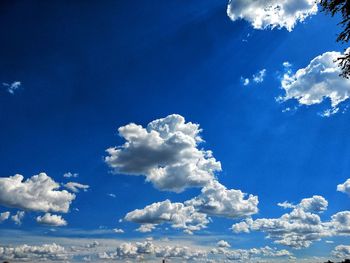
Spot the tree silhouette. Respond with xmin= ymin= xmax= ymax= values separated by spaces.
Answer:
xmin=320 ymin=0 xmax=350 ymax=78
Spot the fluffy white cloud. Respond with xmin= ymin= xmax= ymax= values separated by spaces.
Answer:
xmin=136 ymin=224 xmax=156 ymax=233
xmin=0 ymin=243 xmax=68 ymax=261
xmin=36 ymin=213 xmax=67 ymax=226
xmin=0 ymin=173 xmax=75 ymax=213
xmin=11 ymin=211 xmax=25 ymax=225
xmin=186 ymin=180 xmax=258 ymax=218
xmin=105 ymin=114 xmax=221 ymax=192
xmin=217 ymin=240 xmax=231 ymax=248
xmin=332 ymin=245 xmax=350 ymax=258
xmin=232 ymin=196 xmax=332 ymax=248
xmin=63 ymin=182 xmax=89 ymax=193
xmin=227 ymin=0 xmax=318 ymax=31
xmin=125 ymin=200 xmax=209 ymax=234
xmin=0 ymin=211 xmax=10 ymax=223
xmin=279 ymin=50 xmax=350 ymax=116
xmin=337 ymin=178 xmax=350 ymax=196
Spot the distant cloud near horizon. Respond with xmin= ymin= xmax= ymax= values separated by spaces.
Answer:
xmin=227 ymin=0 xmax=318 ymax=31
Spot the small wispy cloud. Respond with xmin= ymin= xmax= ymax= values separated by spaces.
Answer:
xmin=241 ymin=69 xmax=266 ymax=86
xmin=2 ymin=81 xmax=21 ymax=94
xmin=63 ymin=172 xmax=79 ymax=178
xmin=108 ymin=193 xmax=116 ymax=198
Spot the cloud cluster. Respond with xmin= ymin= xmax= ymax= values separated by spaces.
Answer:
xmin=125 ymin=200 xmax=209 ymax=234
xmin=98 ymin=239 xmax=292 ymax=262
xmin=105 ymin=114 xmax=221 ymax=193
xmin=36 ymin=213 xmax=67 ymax=226
xmin=241 ymin=69 xmax=267 ymax=86
xmin=106 ymin=115 xmax=259 ymax=233
xmin=0 ymin=173 xmax=75 ymax=213
xmin=0 ymin=243 xmax=68 ymax=261
xmin=279 ymin=50 xmax=350 ymax=116
xmin=2 ymin=81 xmax=21 ymax=94
xmin=227 ymin=0 xmax=318 ymax=31
xmin=332 ymin=245 xmax=350 ymax=259
xmin=337 ymin=178 xmax=350 ymax=196
xmin=232 ymin=195 xmax=350 ymax=249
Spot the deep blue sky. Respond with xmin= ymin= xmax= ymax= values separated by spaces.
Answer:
xmin=0 ymin=0 xmax=350 ymax=261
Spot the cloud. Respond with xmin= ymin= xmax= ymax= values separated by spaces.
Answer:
xmin=232 ymin=195 xmax=333 ymax=248
xmin=0 ymin=243 xmax=68 ymax=261
xmin=217 ymin=240 xmax=230 ymax=248
xmin=125 ymin=199 xmax=209 ymax=234
xmin=337 ymin=178 xmax=350 ymax=196
xmin=136 ymin=224 xmax=156 ymax=233
xmin=185 ymin=180 xmax=258 ymax=218
xmin=11 ymin=211 xmax=25 ymax=225
xmin=278 ymin=50 xmax=350 ymax=116
xmin=63 ymin=182 xmax=89 ymax=193
xmin=105 ymin=114 xmax=221 ymax=192
xmin=241 ymin=69 xmax=267 ymax=86
xmin=0 ymin=173 xmax=75 ymax=213
xmin=0 ymin=211 xmax=10 ymax=223
xmin=36 ymin=213 xmax=67 ymax=226
xmin=2 ymin=81 xmax=21 ymax=94
xmin=113 ymin=228 xmax=124 ymax=234
xmin=63 ymin=172 xmax=78 ymax=178
xmin=108 ymin=193 xmax=116 ymax=198
xmin=332 ymin=245 xmax=350 ymax=258
xmin=227 ymin=0 xmax=318 ymax=31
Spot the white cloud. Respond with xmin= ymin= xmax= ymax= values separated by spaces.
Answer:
xmin=241 ymin=77 xmax=250 ymax=86
xmin=113 ymin=228 xmax=124 ymax=234
xmin=232 ymin=196 xmax=333 ymax=248
xmin=332 ymin=245 xmax=350 ymax=258
xmin=136 ymin=224 xmax=156 ymax=233
xmin=63 ymin=172 xmax=78 ymax=178
xmin=337 ymin=178 xmax=350 ymax=196
xmin=185 ymin=180 xmax=258 ymax=218
xmin=227 ymin=0 xmax=318 ymax=31
xmin=2 ymin=81 xmax=21 ymax=94
xmin=0 ymin=211 xmax=10 ymax=223
xmin=279 ymin=50 xmax=350 ymax=116
xmin=105 ymin=114 xmax=221 ymax=193
xmin=278 ymin=201 xmax=296 ymax=209
xmin=63 ymin=182 xmax=89 ymax=193
xmin=253 ymin=69 xmax=267 ymax=83
xmin=11 ymin=211 xmax=25 ymax=225
xmin=36 ymin=213 xmax=67 ymax=227
xmin=125 ymin=199 xmax=209 ymax=234
xmin=0 ymin=173 xmax=75 ymax=213
xmin=0 ymin=243 xmax=68 ymax=261
xmin=217 ymin=240 xmax=230 ymax=248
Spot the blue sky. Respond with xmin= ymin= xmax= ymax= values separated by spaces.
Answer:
xmin=1 ymin=1 xmax=350 ymax=262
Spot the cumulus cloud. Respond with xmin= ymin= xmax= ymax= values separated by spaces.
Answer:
xmin=125 ymin=200 xmax=209 ymax=234
xmin=136 ymin=224 xmax=157 ymax=233
xmin=105 ymin=114 xmax=221 ymax=192
xmin=98 ymin=239 xmax=292 ymax=262
xmin=185 ymin=180 xmax=258 ymax=218
xmin=278 ymin=50 xmax=350 ymax=116
xmin=36 ymin=213 xmax=67 ymax=226
xmin=11 ymin=211 xmax=25 ymax=225
xmin=231 ymin=196 xmax=334 ymax=248
xmin=0 ymin=211 xmax=10 ymax=223
xmin=2 ymin=81 xmax=21 ymax=94
xmin=217 ymin=240 xmax=231 ymax=248
xmin=0 ymin=173 xmax=75 ymax=213
xmin=113 ymin=228 xmax=124 ymax=234
xmin=337 ymin=178 xmax=350 ymax=196
xmin=0 ymin=243 xmax=68 ymax=261
xmin=332 ymin=245 xmax=350 ymax=259
xmin=63 ymin=182 xmax=89 ymax=193
xmin=227 ymin=0 xmax=318 ymax=31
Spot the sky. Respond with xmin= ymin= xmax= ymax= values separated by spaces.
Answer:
xmin=1 ymin=0 xmax=350 ymax=262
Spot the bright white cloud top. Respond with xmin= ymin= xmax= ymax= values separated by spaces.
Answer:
xmin=279 ymin=50 xmax=350 ymax=116
xmin=337 ymin=178 xmax=350 ymax=196
xmin=105 ymin=114 xmax=221 ymax=192
xmin=36 ymin=213 xmax=67 ymax=226
xmin=227 ymin=0 xmax=318 ymax=31
xmin=0 ymin=173 xmax=75 ymax=213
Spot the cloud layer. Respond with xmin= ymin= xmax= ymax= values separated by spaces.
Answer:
xmin=227 ymin=0 xmax=318 ymax=31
